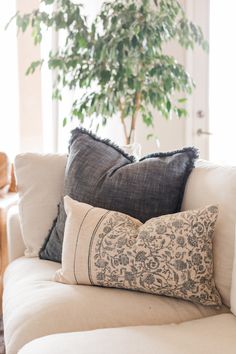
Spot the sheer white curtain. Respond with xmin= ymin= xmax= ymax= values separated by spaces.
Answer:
xmin=0 ymin=2 xmax=19 ymax=160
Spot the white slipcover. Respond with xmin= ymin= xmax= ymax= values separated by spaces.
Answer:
xmin=230 ymin=231 xmax=236 ymax=314
xmin=14 ymin=154 xmax=236 ymax=306
xmin=19 ymin=314 xmax=236 ymax=354
xmin=10 ymin=154 xmax=236 ymax=354
xmin=3 ymin=257 xmax=228 ymax=354
xmin=6 ymin=205 xmax=24 ymax=261
xmin=182 ymin=160 xmax=236 ymax=306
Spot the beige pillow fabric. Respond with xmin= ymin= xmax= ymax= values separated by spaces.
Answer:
xmin=55 ymin=196 xmax=221 ymax=307
xmin=15 ymin=153 xmax=67 ymax=257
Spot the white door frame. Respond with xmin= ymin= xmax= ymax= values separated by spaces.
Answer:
xmin=185 ymin=0 xmax=210 ymax=160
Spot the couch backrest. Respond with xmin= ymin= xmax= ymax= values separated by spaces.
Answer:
xmin=182 ymin=160 xmax=236 ymax=307
xmin=15 ymin=154 xmax=236 ymax=307
xmin=15 ymin=153 xmax=67 ymax=257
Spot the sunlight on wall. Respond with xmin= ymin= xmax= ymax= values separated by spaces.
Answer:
xmin=209 ymin=0 xmax=236 ymax=165
xmin=0 ymin=2 xmax=19 ymax=160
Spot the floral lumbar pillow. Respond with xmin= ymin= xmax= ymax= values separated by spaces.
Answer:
xmin=55 ymin=196 xmax=221 ymax=307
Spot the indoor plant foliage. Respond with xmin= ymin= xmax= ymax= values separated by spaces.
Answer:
xmin=13 ymin=0 xmax=207 ymax=144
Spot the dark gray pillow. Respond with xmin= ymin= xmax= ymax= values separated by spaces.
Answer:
xmin=39 ymin=128 xmax=198 ymax=263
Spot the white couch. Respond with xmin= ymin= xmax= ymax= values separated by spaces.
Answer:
xmin=3 ymin=154 xmax=236 ymax=354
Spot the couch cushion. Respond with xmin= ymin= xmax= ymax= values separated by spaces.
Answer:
xmin=3 ymin=258 xmax=228 ymax=354
xmin=15 ymin=153 xmax=67 ymax=257
xmin=181 ymin=160 xmax=236 ymax=307
xmin=40 ymin=128 xmax=198 ymax=263
xmin=19 ymin=314 xmax=236 ymax=354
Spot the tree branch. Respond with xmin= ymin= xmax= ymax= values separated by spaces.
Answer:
xmin=128 ymin=91 xmax=141 ymax=144
xmin=119 ymin=100 xmax=129 ymax=144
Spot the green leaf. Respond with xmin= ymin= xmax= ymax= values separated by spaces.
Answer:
xmin=43 ymin=0 xmax=55 ymax=4
xmin=78 ymin=36 xmax=87 ymax=48
xmin=52 ymin=88 xmax=62 ymax=101
xmin=131 ymin=35 xmax=138 ymax=48
xmin=202 ymin=40 xmax=209 ymax=52
xmin=177 ymin=108 xmax=188 ymax=118
xmin=62 ymin=117 xmax=67 ymax=127
xmin=166 ymin=100 xmax=171 ymax=112
xmin=100 ymin=70 xmax=111 ymax=84
xmin=25 ymin=60 xmax=43 ymax=75
xmin=146 ymin=133 xmax=154 ymax=140
xmin=164 ymin=78 xmax=173 ymax=93
xmin=178 ymin=98 xmax=187 ymax=104
xmin=128 ymin=77 xmax=134 ymax=89
xmin=128 ymin=4 xmax=136 ymax=11
xmin=142 ymin=112 xmax=153 ymax=127
xmin=111 ymin=16 xmax=117 ymax=25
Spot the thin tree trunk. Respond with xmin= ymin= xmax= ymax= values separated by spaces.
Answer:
xmin=128 ymin=91 xmax=141 ymax=144
xmin=119 ymin=100 xmax=129 ymax=144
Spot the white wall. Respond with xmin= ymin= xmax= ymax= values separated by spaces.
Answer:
xmin=16 ymin=0 xmax=43 ymax=153
xmin=137 ymin=0 xmax=186 ymax=155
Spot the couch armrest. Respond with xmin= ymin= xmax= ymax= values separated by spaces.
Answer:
xmin=7 ymin=206 xmax=25 ymax=261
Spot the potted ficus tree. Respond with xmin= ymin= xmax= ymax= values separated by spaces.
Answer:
xmin=11 ymin=0 xmax=207 ymax=146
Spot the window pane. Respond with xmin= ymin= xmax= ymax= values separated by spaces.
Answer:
xmin=57 ymin=0 xmax=105 ymax=153
xmin=0 ymin=2 xmax=19 ymax=160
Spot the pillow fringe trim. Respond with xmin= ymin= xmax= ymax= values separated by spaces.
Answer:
xmin=69 ymin=127 xmax=136 ymax=162
xmin=70 ymin=127 xmax=199 ymax=163
xmin=139 ymin=146 xmax=199 ymax=161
